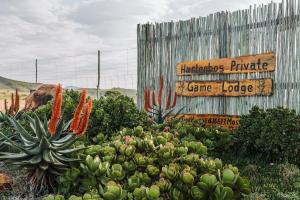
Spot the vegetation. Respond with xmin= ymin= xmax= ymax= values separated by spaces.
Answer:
xmin=1 ymin=85 xmax=300 ymax=199
xmin=25 ymin=90 xmax=149 ymax=141
xmin=235 ymin=106 xmax=300 ymax=164
xmin=0 ymin=85 xmax=92 ymax=196
xmin=144 ymin=76 xmax=184 ymax=124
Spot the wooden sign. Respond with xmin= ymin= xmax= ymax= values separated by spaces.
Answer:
xmin=176 ymin=78 xmax=273 ymax=97
xmin=177 ymin=114 xmax=240 ymax=129
xmin=176 ymin=52 xmax=275 ymax=75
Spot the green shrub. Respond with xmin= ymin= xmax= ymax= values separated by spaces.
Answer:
xmin=88 ymin=93 xmax=150 ymax=139
xmin=151 ymin=119 xmax=235 ymax=153
xmin=22 ymin=90 xmax=150 ymax=142
xmin=235 ymin=106 xmax=300 ymax=164
xmin=57 ymin=125 xmax=250 ymax=199
xmin=242 ymin=163 xmax=300 ymax=200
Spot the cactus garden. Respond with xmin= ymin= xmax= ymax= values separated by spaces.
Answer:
xmin=0 ymin=85 xmax=300 ymax=200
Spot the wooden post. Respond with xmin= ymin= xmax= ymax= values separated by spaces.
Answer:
xmin=35 ymin=59 xmax=38 ymax=83
xmin=97 ymin=50 xmax=100 ymax=99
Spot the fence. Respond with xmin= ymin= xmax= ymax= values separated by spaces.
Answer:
xmin=137 ymin=0 xmax=300 ymax=115
xmin=0 ymin=48 xmax=137 ymax=90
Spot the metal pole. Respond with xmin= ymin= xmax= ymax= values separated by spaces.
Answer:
xmin=97 ymin=50 xmax=100 ymax=98
xmin=35 ymin=59 xmax=38 ymax=83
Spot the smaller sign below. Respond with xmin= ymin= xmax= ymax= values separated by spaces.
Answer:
xmin=177 ymin=114 xmax=241 ymax=129
xmin=176 ymin=52 xmax=275 ymax=75
xmin=176 ymin=78 xmax=273 ymax=97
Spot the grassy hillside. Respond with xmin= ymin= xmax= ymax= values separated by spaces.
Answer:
xmin=0 ymin=76 xmax=41 ymax=92
xmin=0 ymin=76 xmax=137 ymax=112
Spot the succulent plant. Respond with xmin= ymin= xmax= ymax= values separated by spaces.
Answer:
xmin=3 ymin=89 xmax=20 ymax=116
xmin=99 ymin=181 xmax=125 ymax=200
xmin=146 ymin=185 xmax=160 ymax=200
xmin=0 ymin=85 xmax=92 ymax=195
xmin=144 ymin=76 xmax=185 ymax=124
xmin=54 ymin=124 xmax=250 ymax=199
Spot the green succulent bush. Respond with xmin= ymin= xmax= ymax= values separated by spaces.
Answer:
xmin=56 ymin=125 xmax=250 ymax=199
xmin=151 ymin=119 xmax=234 ymax=153
xmin=235 ymin=106 xmax=300 ymax=164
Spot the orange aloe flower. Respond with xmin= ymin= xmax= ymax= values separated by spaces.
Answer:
xmin=48 ymin=84 xmax=63 ymax=135
xmin=152 ymin=91 xmax=157 ymax=106
xmin=4 ymin=99 xmax=8 ymax=113
xmin=166 ymin=86 xmax=171 ymax=110
xmin=74 ymin=98 xmax=93 ymax=136
xmin=70 ymin=89 xmax=87 ymax=131
xmin=171 ymin=91 xmax=177 ymax=108
xmin=9 ymin=93 xmax=15 ymax=114
xmin=14 ymin=89 xmax=20 ymax=113
xmin=158 ymin=76 xmax=164 ymax=106
xmin=144 ymin=87 xmax=151 ymax=112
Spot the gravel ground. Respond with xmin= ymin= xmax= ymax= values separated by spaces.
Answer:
xmin=0 ymin=162 xmax=38 ymax=200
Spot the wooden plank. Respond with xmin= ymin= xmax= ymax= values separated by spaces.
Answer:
xmin=176 ymin=52 xmax=276 ymax=75
xmin=177 ymin=114 xmax=240 ymax=129
xmin=176 ymin=78 xmax=273 ymax=97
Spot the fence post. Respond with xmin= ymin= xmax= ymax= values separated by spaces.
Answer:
xmin=97 ymin=50 xmax=101 ymax=99
xmin=35 ymin=59 xmax=38 ymax=84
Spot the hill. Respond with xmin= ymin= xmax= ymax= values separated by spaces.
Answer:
xmin=0 ymin=76 xmax=137 ymax=101
xmin=0 ymin=76 xmax=41 ymax=92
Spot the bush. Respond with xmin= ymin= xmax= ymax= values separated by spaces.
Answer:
xmin=242 ymin=163 xmax=300 ymax=200
xmin=22 ymin=90 xmax=150 ymax=141
xmin=56 ymin=125 xmax=250 ymax=199
xmin=235 ymin=106 xmax=300 ymax=164
xmin=88 ymin=93 xmax=150 ymax=139
xmin=150 ymin=119 xmax=235 ymax=153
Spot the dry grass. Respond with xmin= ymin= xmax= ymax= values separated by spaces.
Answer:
xmin=0 ymin=89 xmax=28 ymax=112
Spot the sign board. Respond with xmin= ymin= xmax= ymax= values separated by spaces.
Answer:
xmin=176 ymin=52 xmax=275 ymax=75
xmin=176 ymin=78 xmax=273 ymax=97
xmin=177 ymin=114 xmax=240 ymax=129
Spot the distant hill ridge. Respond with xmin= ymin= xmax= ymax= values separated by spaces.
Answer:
xmin=0 ymin=76 xmax=40 ymax=92
xmin=0 ymin=76 xmax=137 ymax=100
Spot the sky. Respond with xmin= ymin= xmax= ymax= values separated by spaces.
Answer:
xmin=0 ymin=0 xmax=281 ymax=89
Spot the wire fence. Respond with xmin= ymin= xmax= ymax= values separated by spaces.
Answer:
xmin=0 ymin=47 xmax=138 ymax=90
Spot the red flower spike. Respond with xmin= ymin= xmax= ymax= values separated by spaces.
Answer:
xmin=10 ymin=93 xmax=15 ymax=113
xmin=70 ymin=89 xmax=87 ymax=131
xmin=4 ymin=99 xmax=8 ymax=113
xmin=14 ymin=89 xmax=20 ymax=112
xmin=171 ymin=91 xmax=177 ymax=108
xmin=166 ymin=86 xmax=171 ymax=110
xmin=48 ymin=84 xmax=63 ymax=136
xmin=158 ymin=76 xmax=164 ymax=106
xmin=144 ymin=87 xmax=151 ymax=112
xmin=74 ymin=98 xmax=93 ymax=136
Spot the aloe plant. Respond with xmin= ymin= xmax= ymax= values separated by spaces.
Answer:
xmin=144 ymin=76 xmax=184 ymax=124
xmin=3 ymin=89 xmax=20 ymax=116
xmin=0 ymin=84 xmax=92 ymax=195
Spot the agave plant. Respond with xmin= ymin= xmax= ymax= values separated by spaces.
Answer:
xmin=0 ymin=85 xmax=93 ymax=195
xmin=144 ymin=76 xmax=184 ymax=124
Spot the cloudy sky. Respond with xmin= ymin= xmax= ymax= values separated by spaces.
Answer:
xmin=0 ymin=0 xmax=280 ymax=89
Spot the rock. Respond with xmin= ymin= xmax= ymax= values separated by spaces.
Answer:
xmin=0 ymin=173 xmax=12 ymax=191
xmin=23 ymin=84 xmax=57 ymax=111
